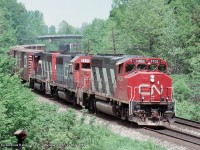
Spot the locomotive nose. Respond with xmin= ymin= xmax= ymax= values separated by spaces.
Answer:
xmin=132 ymin=72 xmax=172 ymax=102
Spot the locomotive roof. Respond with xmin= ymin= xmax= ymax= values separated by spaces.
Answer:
xmin=92 ymin=55 xmax=144 ymax=63
xmin=91 ymin=55 xmax=144 ymax=68
xmin=10 ymin=46 xmax=43 ymax=53
xmin=116 ymin=55 xmax=145 ymax=64
xmin=20 ymin=44 xmax=45 ymax=47
xmin=56 ymin=53 xmax=86 ymax=59
xmin=33 ymin=51 xmax=57 ymax=57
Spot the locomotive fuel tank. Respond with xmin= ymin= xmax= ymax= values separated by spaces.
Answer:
xmin=57 ymin=91 xmax=68 ymax=101
xmin=34 ymin=82 xmax=42 ymax=91
xmin=96 ymin=101 xmax=116 ymax=116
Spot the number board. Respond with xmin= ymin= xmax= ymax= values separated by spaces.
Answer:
xmin=81 ymin=59 xmax=90 ymax=63
xmin=150 ymin=60 xmax=159 ymax=63
xmin=133 ymin=59 xmax=146 ymax=63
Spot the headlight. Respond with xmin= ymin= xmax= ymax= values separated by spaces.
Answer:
xmin=166 ymin=97 xmax=169 ymax=102
xmin=150 ymin=75 xmax=155 ymax=82
xmin=141 ymin=96 xmax=144 ymax=102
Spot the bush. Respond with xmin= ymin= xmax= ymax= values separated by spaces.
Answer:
xmin=25 ymin=104 xmax=165 ymax=150
xmin=172 ymin=75 xmax=200 ymax=122
xmin=172 ymin=75 xmax=192 ymax=101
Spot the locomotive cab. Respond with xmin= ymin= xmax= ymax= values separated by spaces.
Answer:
xmin=67 ymin=55 xmax=92 ymax=106
xmin=115 ymin=58 xmax=175 ymax=126
xmin=70 ymin=55 xmax=92 ymax=90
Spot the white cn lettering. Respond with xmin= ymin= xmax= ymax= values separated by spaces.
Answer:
xmin=139 ymin=84 xmax=163 ymax=95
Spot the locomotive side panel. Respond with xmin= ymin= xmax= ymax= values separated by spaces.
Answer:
xmin=91 ymin=56 xmax=118 ymax=96
xmin=56 ymin=56 xmax=64 ymax=84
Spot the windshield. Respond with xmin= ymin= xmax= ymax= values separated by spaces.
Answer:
xmin=82 ymin=63 xmax=91 ymax=69
xmin=158 ymin=64 xmax=166 ymax=73
xmin=126 ymin=64 xmax=135 ymax=73
xmin=149 ymin=64 xmax=157 ymax=71
xmin=137 ymin=64 xmax=146 ymax=70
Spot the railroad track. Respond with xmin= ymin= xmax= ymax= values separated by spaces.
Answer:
xmin=144 ymin=127 xmax=200 ymax=146
xmin=175 ymin=116 xmax=200 ymax=129
xmin=143 ymin=117 xmax=200 ymax=146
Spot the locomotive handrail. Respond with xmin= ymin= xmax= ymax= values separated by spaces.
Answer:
xmin=127 ymin=86 xmax=133 ymax=101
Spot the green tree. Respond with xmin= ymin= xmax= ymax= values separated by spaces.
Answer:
xmin=0 ymin=10 xmax=16 ymax=51
xmin=0 ymin=0 xmax=48 ymax=45
xmin=49 ymin=25 xmax=56 ymax=34
xmin=1 ymin=0 xmax=30 ymax=44
xmin=27 ymin=10 xmax=47 ymax=36
xmin=82 ymin=18 xmax=110 ymax=53
xmin=0 ymin=56 xmax=39 ymax=142
xmin=58 ymin=20 xmax=75 ymax=34
xmin=122 ymin=0 xmax=176 ymax=55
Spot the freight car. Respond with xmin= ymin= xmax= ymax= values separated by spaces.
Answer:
xmin=10 ymin=45 xmax=175 ymax=126
xmin=9 ymin=44 xmax=45 ymax=82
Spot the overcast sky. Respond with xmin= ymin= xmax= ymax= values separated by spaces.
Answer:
xmin=17 ymin=0 xmax=113 ymax=28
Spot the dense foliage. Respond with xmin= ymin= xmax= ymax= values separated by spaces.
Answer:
xmin=0 ymin=0 xmax=48 ymax=46
xmin=172 ymin=75 xmax=200 ymax=122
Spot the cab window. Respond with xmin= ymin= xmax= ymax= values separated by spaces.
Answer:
xmin=82 ymin=63 xmax=91 ymax=69
xmin=75 ymin=63 xmax=80 ymax=71
xmin=118 ymin=63 xmax=123 ymax=74
xmin=126 ymin=64 xmax=135 ymax=73
xmin=149 ymin=64 xmax=157 ymax=71
xmin=158 ymin=64 xmax=166 ymax=73
xmin=137 ymin=64 xmax=146 ymax=70
xmin=69 ymin=64 xmax=73 ymax=73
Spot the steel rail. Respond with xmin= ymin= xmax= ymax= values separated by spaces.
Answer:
xmin=175 ymin=117 xmax=200 ymax=129
xmin=144 ymin=127 xmax=200 ymax=146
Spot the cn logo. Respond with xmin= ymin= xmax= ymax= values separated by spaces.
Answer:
xmin=139 ymin=84 xmax=163 ymax=95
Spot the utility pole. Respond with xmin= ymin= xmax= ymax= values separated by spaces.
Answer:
xmin=112 ymin=27 xmax=116 ymax=55
xmin=88 ymin=37 xmax=90 ymax=54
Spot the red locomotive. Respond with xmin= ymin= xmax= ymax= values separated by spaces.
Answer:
xmin=10 ymin=44 xmax=175 ymax=126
